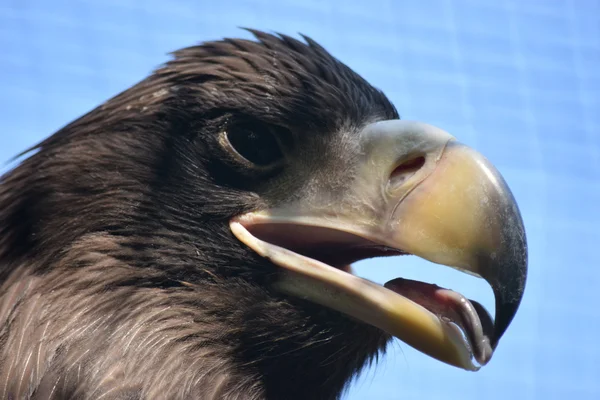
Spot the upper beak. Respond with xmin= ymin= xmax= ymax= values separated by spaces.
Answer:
xmin=230 ymin=120 xmax=528 ymax=371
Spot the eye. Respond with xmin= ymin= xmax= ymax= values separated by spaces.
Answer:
xmin=223 ymin=123 xmax=286 ymax=167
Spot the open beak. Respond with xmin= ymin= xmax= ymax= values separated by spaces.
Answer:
xmin=230 ymin=120 xmax=528 ymax=371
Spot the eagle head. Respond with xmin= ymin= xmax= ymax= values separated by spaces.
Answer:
xmin=0 ymin=30 xmax=527 ymax=399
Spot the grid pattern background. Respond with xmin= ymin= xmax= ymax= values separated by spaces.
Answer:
xmin=1 ymin=0 xmax=598 ymax=399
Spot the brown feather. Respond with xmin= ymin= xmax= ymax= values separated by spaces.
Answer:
xmin=0 ymin=31 xmax=397 ymax=399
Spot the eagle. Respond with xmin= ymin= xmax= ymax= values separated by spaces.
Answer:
xmin=0 ymin=30 xmax=527 ymax=400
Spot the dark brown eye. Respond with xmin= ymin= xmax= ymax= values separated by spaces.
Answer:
xmin=225 ymin=125 xmax=285 ymax=167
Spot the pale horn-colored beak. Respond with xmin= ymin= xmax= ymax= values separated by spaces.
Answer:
xmin=230 ymin=120 xmax=528 ymax=370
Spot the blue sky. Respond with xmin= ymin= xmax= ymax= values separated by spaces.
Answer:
xmin=1 ymin=0 xmax=599 ymax=398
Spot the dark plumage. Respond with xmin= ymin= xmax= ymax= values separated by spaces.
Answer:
xmin=0 ymin=31 xmax=399 ymax=399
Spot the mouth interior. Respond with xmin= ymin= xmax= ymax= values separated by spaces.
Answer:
xmin=246 ymin=222 xmax=495 ymax=366
xmin=246 ymin=223 xmax=407 ymax=271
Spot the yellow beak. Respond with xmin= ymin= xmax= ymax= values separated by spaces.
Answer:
xmin=230 ymin=120 xmax=527 ymax=371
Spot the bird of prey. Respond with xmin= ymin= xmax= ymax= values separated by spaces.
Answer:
xmin=0 ymin=30 xmax=527 ymax=400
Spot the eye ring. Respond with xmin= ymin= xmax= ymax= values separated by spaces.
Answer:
xmin=219 ymin=122 xmax=288 ymax=170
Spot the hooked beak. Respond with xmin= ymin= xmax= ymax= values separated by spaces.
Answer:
xmin=230 ymin=120 xmax=527 ymax=371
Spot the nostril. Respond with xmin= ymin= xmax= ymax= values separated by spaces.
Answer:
xmin=390 ymin=156 xmax=426 ymax=187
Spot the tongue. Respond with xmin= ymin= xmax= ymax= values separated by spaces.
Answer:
xmin=384 ymin=278 xmax=494 ymax=366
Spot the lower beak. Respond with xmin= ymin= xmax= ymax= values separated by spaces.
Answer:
xmin=230 ymin=120 xmax=528 ymax=371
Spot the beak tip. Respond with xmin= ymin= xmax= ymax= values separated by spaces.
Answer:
xmin=490 ymin=252 xmax=528 ymax=348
